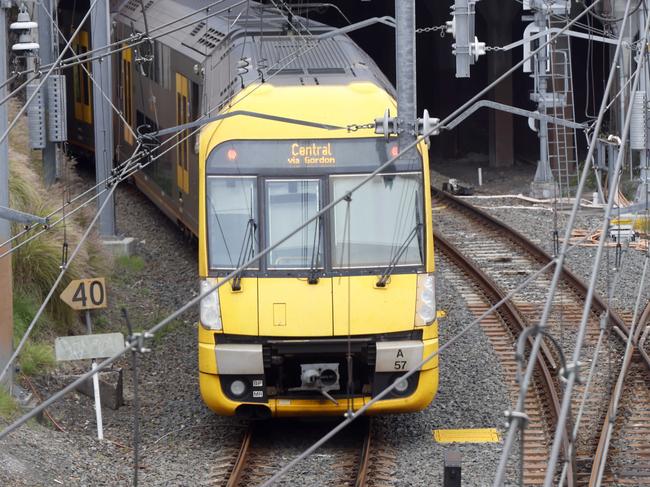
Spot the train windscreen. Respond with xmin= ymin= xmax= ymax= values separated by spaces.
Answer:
xmin=330 ymin=173 xmax=423 ymax=268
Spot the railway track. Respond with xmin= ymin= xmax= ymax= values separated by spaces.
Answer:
xmin=209 ymin=418 xmax=394 ymax=486
xmin=432 ymin=187 xmax=631 ymax=485
xmin=589 ymin=300 xmax=650 ymax=486
xmin=435 ymin=233 xmax=569 ymax=485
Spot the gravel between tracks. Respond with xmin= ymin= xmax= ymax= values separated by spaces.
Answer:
xmin=375 ymin=272 xmax=517 ymax=486
xmin=3 ymin=163 xmax=643 ymax=486
xmin=1 ymin=181 xmax=516 ymax=486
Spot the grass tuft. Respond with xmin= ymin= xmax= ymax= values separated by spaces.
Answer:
xmin=8 ymin=100 xmax=110 ymax=335
xmin=18 ymin=342 xmax=56 ymax=377
xmin=0 ymin=388 xmax=19 ymax=420
xmin=13 ymin=292 xmax=39 ymax=341
xmin=116 ymin=255 xmax=145 ymax=274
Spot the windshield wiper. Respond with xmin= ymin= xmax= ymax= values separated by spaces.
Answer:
xmin=307 ymin=216 xmax=322 ymax=284
xmin=376 ymin=223 xmax=421 ymax=287
xmin=232 ymin=218 xmax=257 ymax=291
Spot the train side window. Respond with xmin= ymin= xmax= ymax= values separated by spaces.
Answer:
xmin=122 ymin=46 xmax=134 ymax=145
xmin=72 ymin=31 xmax=92 ymax=124
xmin=175 ymin=73 xmax=190 ymax=194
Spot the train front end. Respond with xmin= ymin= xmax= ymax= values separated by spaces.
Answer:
xmin=197 ymin=83 xmax=438 ymax=418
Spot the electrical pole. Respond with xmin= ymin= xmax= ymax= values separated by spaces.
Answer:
xmin=91 ymin=0 xmax=115 ymax=237
xmin=0 ymin=2 xmax=14 ymax=389
xmin=529 ymin=0 xmax=558 ymax=198
xmin=37 ymin=0 xmax=57 ymax=186
xmin=395 ymin=0 xmax=417 ymax=163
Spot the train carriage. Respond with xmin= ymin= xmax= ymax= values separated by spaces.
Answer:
xmin=59 ymin=0 xmax=438 ymax=417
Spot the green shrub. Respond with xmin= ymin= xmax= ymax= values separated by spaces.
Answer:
xmin=18 ymin=342 xmax=55 ymax=377
xmin=13 ymin=292 xmax=39 ymax=341
xmin=116 ymin=255 xmax=145 ymax=274
xmin=12 ymin=233 xmax=83 ymax=333
xmin=0 ymin=388 xmax=19 ymax=420
xmin=7 ymin=101 xmax=109 ymax=334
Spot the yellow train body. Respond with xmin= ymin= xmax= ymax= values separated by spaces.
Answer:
xmin=197 ymin=80 xmax=438 ymax=417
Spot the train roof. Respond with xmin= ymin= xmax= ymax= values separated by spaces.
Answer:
xmin=112 ymin=0 xmax=394 ymax=93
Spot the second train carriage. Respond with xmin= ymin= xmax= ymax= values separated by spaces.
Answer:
xmin=59 ymin=0 xmax=439 ymax=416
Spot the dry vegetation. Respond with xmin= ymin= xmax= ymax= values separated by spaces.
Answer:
xmin=7 ymin=100 xmax=110 ymax=377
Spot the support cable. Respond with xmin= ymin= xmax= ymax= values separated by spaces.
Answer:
xmin=557 ymin=231 xmax=634 ymax=486
xmin=541 ymin=9 xmax=650 ymax=484
xmin=48 ymin=1 xmax=248 ymax=72
xmin=0 ymin=0 xmax=101 ymax=148
xmin=0 ymin=71 xmax=41 ymax=107
xmin=492 ymin=0 xmax=636 ymax=483
xmin=593 ymin=250 xmax=650 ymax=484
xmin=2 ymin=87 xmax=608 ymax=438
xmin=38 ymin=1 xmax=138 ymax=139
xmin=0 ymin=147 xmax=141 ymax=382
xmin=0 ymin=32 xmax=324 ymax=253
xmin=0 ymin=0 xmax=607 ymax=456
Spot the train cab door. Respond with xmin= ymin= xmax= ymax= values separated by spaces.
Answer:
xmin=72 ymin=31 xmax=92 ymax=124
xmin=121 ymin=46 xmax=134 ymax=146
xmin=175 ymin=73 xmax=190 ymax=199
xmin=257 ymin=179 xmax=334 ymax=337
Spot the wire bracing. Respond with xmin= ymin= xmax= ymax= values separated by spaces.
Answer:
xmin=493 ymin=0 xmax=649 ymax=483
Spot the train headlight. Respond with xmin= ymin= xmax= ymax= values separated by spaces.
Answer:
xmin=200 ymin=278 xmax=222 ymax=330
xmin=415 ymin=273 xmax=436 ymax=326
xmin=394 ymin=377 xmax=409 ymax=393
xmin=230 ymin=380 xmax=246 ymax=397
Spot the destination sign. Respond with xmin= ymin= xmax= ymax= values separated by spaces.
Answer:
xmin=207 ymin=138 xmax=422 ymax=175
xmin=288 ymin=142 xmax=336 ymax=166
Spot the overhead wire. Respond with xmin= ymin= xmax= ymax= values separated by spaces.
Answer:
xmin=528 ymin=2 xmax=650 ymax=484
xmin=38 ymin=0 xmax=138 ymax=139
xmin=1 ymin=6 xmax=614 ymax=484
xmin=0 ymin=10 xmax=327 ymax=253
xmin=0 ymin=0 xmax=101 ymax=148
xmin=31 ymin=0 xmax=242 ymax=73
xmin=0 ymin=147 xmax=142 ymax=383
xmin=0 ymin=8 xmax=363 ymax=385
xmin=544 ymin=11 xmax=650 ymax=484
xmin=492 ymin=1 xmax=634 ymax=482
xmin=0 ymin=153 xmax=612 ymax=443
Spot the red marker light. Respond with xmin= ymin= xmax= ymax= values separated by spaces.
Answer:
xmin=227 ymin=148 xmax=238 ymax=161
xmin=390 ymin=145 xmax=399 ymax=158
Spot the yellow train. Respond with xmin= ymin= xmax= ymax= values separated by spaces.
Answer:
xmin=60 ymin=0 xmax=438 ymax=417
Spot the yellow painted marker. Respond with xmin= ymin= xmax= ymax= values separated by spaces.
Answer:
xmin=433 ymin=428 xmax=501 ymax=443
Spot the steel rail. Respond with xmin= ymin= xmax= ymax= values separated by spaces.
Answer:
xmin=432 ymin=188 xmax=630 ymax=335
xmin=435 ymin=231 xmax=574 ymax=486
xmin=636 ymin=300 xmax=650 ymax=365
xmin=434 ymin=187 xmax=640 ymax=485
xmin=225 ymin=426 xmax=254 ymax=487
xmin=354 ymin=419 xmax=372 ymax=487
xmin=589 ymin=251 xmax=650 ymax=487
xmin=543 ymin=7 xmax=650 ymax=482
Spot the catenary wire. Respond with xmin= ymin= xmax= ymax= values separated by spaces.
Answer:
xmin=38 ymin=0 xmax=138 ymax=139
xmin=0 ymin=146 xmax=141 ymax=382
xmin=0 ymin=4 xmax=608 ymax=480
xmin=0 ymin=16 xmax=325 ymax=252
xmin=543 ymin=9 xmax=650 ymax=484
xmin=0 ymin=27 xmax=363 ymax=386
xmin=0 ymin=0 xmax=101 ymax=148
xmin=1 ymin=203 xmax=607 ymax=442
xmin=491 ymin=0 xmax=635 ymax=483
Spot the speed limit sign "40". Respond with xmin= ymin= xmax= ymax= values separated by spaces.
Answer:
xmin=60 ymin=278 xmax=108 ymax=310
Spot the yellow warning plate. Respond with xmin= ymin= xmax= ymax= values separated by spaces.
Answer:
xmin=433 ymin=428 xmax=501 ymax=443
